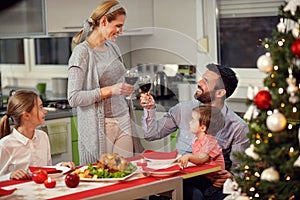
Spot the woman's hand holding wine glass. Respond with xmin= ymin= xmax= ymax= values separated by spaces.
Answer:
xmin=125 ymin=69 xmax=139 ymax=100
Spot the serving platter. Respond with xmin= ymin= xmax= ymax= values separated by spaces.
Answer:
xmin=77 ymin=166 xmax=137 ymax=182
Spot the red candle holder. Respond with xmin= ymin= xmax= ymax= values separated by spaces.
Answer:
xmin=44 ymin=177 xmax=56 ymax=188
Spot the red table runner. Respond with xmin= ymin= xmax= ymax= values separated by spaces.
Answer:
xmin=0 ymin=153 xmax=221 ymax=199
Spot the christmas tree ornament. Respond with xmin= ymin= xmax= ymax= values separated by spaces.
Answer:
xmin=292 ymin=28 xmax=300 ymax=38
xmin=284 ymin=0 xmax=300 ymax=16
xmin=291 ymin=39 xmax=300 ymax=57
xmin=247 ymin=85 xmax=254 ymax=100
xmin=292 ymin=25 xmax=300 ymax=38
xmin=223 ymin=179 xmax=250 ymax=200
xmin=253 ymin=90 xmax=272 ymax=110
xmin=246 ymin=86 xmax=259 ymax=100
xmin=277 ymin=18 xmax=286 ymax=33
xmin=260 ymin=167 xmax=280 ymax=181
xmin=286 ymin=67 xmax=299 ymax=103
xmin=244 ymin=105 xmax=258 ymax=121
xmin=266 ymin=109 xmax=287 ymax=132
xmin=256 ymin=54 xmax=273 ymax=72
xmin=245 ymin=144 xmax=260 ymax=160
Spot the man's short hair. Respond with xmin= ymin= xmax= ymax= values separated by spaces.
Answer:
xmin=206 ymin=63 xmax=238 ymax=98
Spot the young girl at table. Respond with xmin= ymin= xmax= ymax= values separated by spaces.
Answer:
xmin=178 ymin=105 xmax=225 ymax=200
xmin=0 ymin=90 xmax=75 ymax=181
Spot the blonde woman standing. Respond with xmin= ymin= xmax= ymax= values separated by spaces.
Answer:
xmin=68 ymin=0 xmax=136 ymax=165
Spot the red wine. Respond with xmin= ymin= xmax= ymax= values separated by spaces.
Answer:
xmin=139 ymin=83 xmax=151 ymax=93
xmin=125 ymin=77 xmax=138 ymax=85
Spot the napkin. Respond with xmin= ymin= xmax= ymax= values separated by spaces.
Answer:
xmin=142 ymin=149 xmax=178 ymax=160
xmin=0 ymin=188 xmax=17 ymax=196
xmin=29 ymin=166 xmax=62 ymax=174
xmin=142 ymin=164 xmax=181 ymax=172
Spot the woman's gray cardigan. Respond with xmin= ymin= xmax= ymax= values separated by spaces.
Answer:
xmin=67 ymin=40 xmax=122 ymax=166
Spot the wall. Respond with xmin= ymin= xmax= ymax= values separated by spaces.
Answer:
xmin=0 ymin=0 xmax=266 ymax=113
xmin=123 ymin=0 xmax=198 ymax=66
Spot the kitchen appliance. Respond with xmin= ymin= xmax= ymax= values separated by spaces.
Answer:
xmin=44 ymin=99 xmax=71 ymax=110
xmin=153 ymin=71 xmax=172 ymax=98
xmin=52 ymin=77 xmax=68 ymax=96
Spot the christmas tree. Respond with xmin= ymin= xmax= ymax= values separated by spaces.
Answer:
xmin=229 ymin=0 xmax=300 ymax=199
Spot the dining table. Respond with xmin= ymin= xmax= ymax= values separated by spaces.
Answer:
xmin=0 ymin=153 xmax=221 ymax=200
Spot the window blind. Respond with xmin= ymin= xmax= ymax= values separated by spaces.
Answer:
xmin=217 ymin=0 xmax=285 ymax=18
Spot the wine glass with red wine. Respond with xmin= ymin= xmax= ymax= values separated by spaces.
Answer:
xmin=139 ymin=75 xmax=152 ymax=105
xmin=125 ymin=69 xmax=139 ymax=100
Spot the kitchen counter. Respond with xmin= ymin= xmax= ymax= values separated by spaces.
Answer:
xmin=0 ymin=108 xmax=75 ymax=121
xmin=44 ymin=95 xmax=179 ymax=120
xmin=0 ymin=96 xmax=178 ymax=121
xmin=45 ymin=109 xmax=75 ymax=120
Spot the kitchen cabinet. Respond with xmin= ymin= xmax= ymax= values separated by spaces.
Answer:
xmin=46 ymin=0 xmax=99 ymax=33
xmin=119 ymin=0 xmax=154 ymax=35
xmin=46 ymin=0 xmax=153 ymax=35
xmin=71 ymin=116 xmax=79 ymax=166
xmin=134 ymin=110 xmax=171 ymax=152
xmin=0 ymin=0 xmax=46 ymax=38
xmin=129 ymin=0 xmax=198 ymax=66
xmin=41 ymin=117 xmax=73 ymax=165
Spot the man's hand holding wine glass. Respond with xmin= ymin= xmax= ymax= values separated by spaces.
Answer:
xmin=139 ymin=91 xmax=155 ymax=109
xmin=139 ymin=75 xmax=155 ymax=109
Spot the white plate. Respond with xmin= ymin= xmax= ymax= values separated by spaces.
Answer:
xmin=39 ymin=166 xmax=70 ymax=178
xmin=77 ymin=166 xmax=137 ymax=182
xmin=144 ymin=155 xmax=181 ymax=165
xmin=147 ymin=169 xmax=180 ymax=177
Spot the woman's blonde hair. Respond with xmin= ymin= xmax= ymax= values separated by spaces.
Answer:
xmin=0 ymin=90 xmax=39 ymax=139
xmin=71 ymin=0 xmax=126 ymax=49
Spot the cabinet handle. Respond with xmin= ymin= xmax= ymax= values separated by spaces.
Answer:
xmin=63 ymin=26 xmax=82 ymax=30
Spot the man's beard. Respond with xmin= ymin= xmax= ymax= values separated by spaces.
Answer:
xmin=194 ymin=89 xmax=215 ymax=103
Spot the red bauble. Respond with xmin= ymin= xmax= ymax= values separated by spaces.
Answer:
xmin=291 ymin=39 xmax=300 ymax=58
xmin=253 ymin=90 xmax=272 ymax=110
xmin=65 ymin=173 xmax=80 ymax=188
